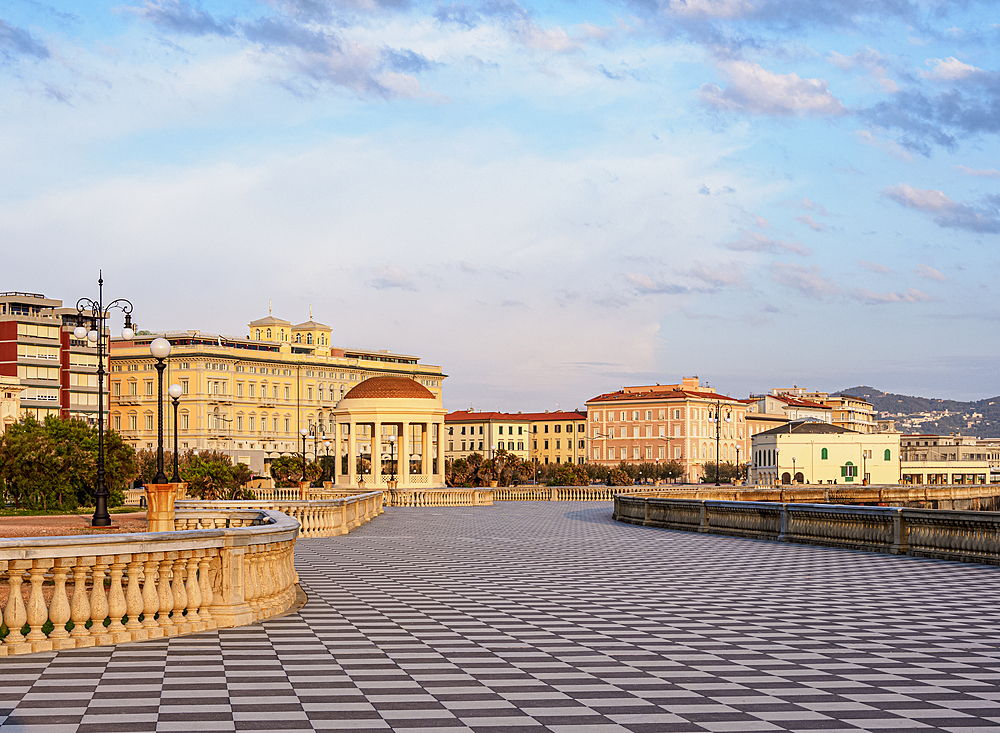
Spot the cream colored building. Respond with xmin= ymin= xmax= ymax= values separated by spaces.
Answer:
xmin=1 ymin=375 xmax=24 ymax=433
xmin=900 ymin=433 xmax=993 ymax=484
xmin=108 ymin=312 xmax=444 ymax=475
xmin=444 ymin=411 xmax=532 ymax=462
xmin=332 ymin=376 xmax=446 ymax=488
xmin=587 ymin=377 xmax=748 ymax=483
xmin=525 ymin=411 xmax=587 ymax=466
xmin=750 ymin=421 xmax=900 ymax=486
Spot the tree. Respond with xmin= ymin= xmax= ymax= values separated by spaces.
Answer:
xmin=657 ymin=460 xmax=684 ymax=481
xmin=702 ymin=461 xmax=740 ymax=484
xmin=270 ymin=454 xmax=321 ymax=487
xmin=0 ymin=416 xmax=137 ymax=511
xmin=606 ymin=467 xmax=631 ymax=487
xmin=182 ymin=453 xmax=253 ymax=500
xmin=546 ymin=462 xmax=589 ymax=486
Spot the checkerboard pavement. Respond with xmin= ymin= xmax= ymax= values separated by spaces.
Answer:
xmin=3 ymin=502 xmax=1000 ymax=733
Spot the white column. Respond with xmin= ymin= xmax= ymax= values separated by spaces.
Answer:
xmin=421 ymin=423 xmax=429 ymax=477
xmin=437 ymin=422 xmax=445 ymax=483
xmin=400 ymin=422 xmax=410 ymax=487
xmin=347 ymin=422 xmax=355 ymax=486
xmin=372 ymin=421 xmax=382 ymax=485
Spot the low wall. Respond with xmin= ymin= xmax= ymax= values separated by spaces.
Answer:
xmin=615 ymin=495 xmax=1000 ymax=565
xmin=388 ymin=488 xmax=493 ymax=507
xmin=626 ymin=484 xmax=1000 ymax=510
xmin=176 ymin=491 xmax=384 ymax=538
xmin=0 ymin=508 xmax=300 ymax=657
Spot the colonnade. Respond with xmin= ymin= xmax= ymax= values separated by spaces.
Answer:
xmin=334 ymin=420 xmax=446 ymax=488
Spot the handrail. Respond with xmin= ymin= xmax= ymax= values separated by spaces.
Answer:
xmin=614 ymin=495 xmax=1000 ymax=565
xmin=1 ymin=509 xmax=300 ymax=657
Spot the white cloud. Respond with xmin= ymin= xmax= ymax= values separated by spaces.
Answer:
xmin=882 ymin=184 xmax=956 ymax=212
xmin=858 ymin=259 xmax=891 ymax=274
xmin=954 ymin=165 xmax=1000 ymax=178
xmin=828 ymin=47 xmax=897 ymax=93
xmin=699 ymin=61 xmax=845 ymax=117
xmin=689 ymin=262 xmax=746 ymax=287
xmin=921 ymin=57 xmax=982 ymax=82
xmin=881 ymin=184 xmax=1000 ymax=233
xmin=624 ymin=273 xmax=689 ymax=294
xmin=723 ymin=230 xmax=810 ymax=256
xmin=666 ymin=0 xmax=754 ymax=19
xmin=914 ymin=264 xmax=947 ymax=282
xmin=794 ymin=214 xmax=825 ymax=231
xmin=852 ymin=287 xmax=937 ymax=304
xmin=771 ymin=262 xmax=840 ymax=298
xmin=855 ymin=130 xmax=913 ymax=162
xmin=368 ymin=263 xmax=418 ymax=290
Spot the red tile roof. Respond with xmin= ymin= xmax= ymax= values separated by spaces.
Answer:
xmin=587 ymin=388 xmax=743 ymax=404
xmin=445 ymin=410 xmax=584 ymax=422
xmin=343 ymin=376 xmax=435 ymax=400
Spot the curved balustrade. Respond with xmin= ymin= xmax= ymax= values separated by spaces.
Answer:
xmin=615 ymin=495 xmax=1000 ymax=565
xmin=387 ymin=488 xmax=492 ymax=507
xmin=0 ymin=509 xmax=300 ymax=657
xmin=177 ymin=491 xmax=384 ymax=538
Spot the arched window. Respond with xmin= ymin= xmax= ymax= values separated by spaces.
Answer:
xmin=307 ymin=333 xmax=313 ymax=344
xmin=295 ymin=334 xmax=301 ymax=343
xmin=821 ymin=448 xmax=828 ymax=460
xmin=266 ymin=328 xmax=272 ymax=339
xmin=884 ymin=449 xmax=891 ymax=460
xmin=255 ymin=329 xmax=261 ymax=340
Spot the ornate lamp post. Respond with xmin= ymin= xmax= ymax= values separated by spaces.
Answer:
xmin=707 ymin=399 xmax=732 ymax=486
xmin=149 ymin=338 xmax=172 ymax=484
xmin=300 ymin=428 xmax=308 ymax=481
xmin=74 ymin=274 xmax=135 ymax=527
xmin=387 ymin=435 xmax=397 ymax=482
xmin=323 ymin=440 xmax=331 ymax=482
xmin=168 ymin=383 xmax=183 ymax=483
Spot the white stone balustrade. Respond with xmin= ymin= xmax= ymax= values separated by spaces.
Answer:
xmin=388 ymin=488 xmax=493 ymax=507
xmin=615 ymin=495 xmax=1000 ymax=565
xmin=176 ymin=490 xmax=384 ymax=538
xmin=0 ymin=509 xmax=300 ymax=657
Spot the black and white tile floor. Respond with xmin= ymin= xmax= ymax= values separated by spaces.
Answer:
xmin=3 ymin=502 xmax=1000 ymax=733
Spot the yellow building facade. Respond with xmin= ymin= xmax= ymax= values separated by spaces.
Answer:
xmin=444 ymin=411 xmax=532 ymax=463
xmin=108 ymin=313 xmax=444 ymax=475
xmin=525 ymin=411 xmax=587 ymax=466
xmin=750 ymin=421 xmax=900 ymax=485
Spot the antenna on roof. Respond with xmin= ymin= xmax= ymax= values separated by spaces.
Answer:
xmin=309 ymin=304 xmax=313 ymax=320
xmin=268 ymin=299 xmax=272 ymax=315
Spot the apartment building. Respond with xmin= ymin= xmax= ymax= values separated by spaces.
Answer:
xmin=586 ymin=377 xmax=748 ymax=483
xmin=900 ymin=434 xmax=994 ymax=484
xmin=108 ymin=312 xmax=444 ymax=474
xmin=524 ymin=411 xmax=587 ymax=466
xmin=0 ymin=292 xmax=101 ymax=423
xmin=444 ymin=411 xmax=531 ymax=462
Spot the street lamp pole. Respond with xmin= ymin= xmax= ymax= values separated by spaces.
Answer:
xmin=323 ymin=440 xmax=331 ymax=482
xmin=168 ymin=383 xmax=183 ymax=483
xmin=149 ymin=338 xmax=172 ymax=484
xmin=708 ymin=399 xmax=732 ymax=486
xmin=75 ymin=273 xmax=135 ymax=527
xmin=300 ymin=428 xmax=308 ymax=481
xmin=388 ymin=435 xmax=397 ymax=481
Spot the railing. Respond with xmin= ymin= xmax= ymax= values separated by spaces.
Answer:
xmin=176 ymin=491 xmax=384 ymax=538
xmin=388 ymin=488 xmax=493 ymax=507
xmin=614 ymin=495 xmax=1000 ymax=565
xmin=0 ymin=509 xmax=300 ymax=657
xmin=621 ymin=484 xmax=1000 ymax=510
xmin=493 ymin=485 xmax=621 ymax=501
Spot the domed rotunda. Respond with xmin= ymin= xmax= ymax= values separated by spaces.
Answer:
xmin=331 ymin=376 xmax=446 ymax=488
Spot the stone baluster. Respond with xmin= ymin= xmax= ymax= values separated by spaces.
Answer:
xmin=125 ymin=555 xmax=146 ymax=639
xmin=142 ymin=555 xmax=162 ymax=638
xmin=158 ymin=555 xmax=177 ymax=636
xmin=49 ymin=559 xmax=74 ymax=649
xmin=185 ymin=554 xmax=204 ymax=632
xmin=3 ymin=560 xmax=30 ymax=654
xmin=25 ymin=559 xmax=53 ymax=652
xmin=171 ymin=554 xmax=191 ymax=634
xmin=198 ymin=553 xmax=215 ymax=628
xmin=89 ymin=557 xmax=113 ymax=645
xmin=106 ymin=557 xmax=130 ymax=642
xmin=69 ymin=557 xmax=94 ymax=646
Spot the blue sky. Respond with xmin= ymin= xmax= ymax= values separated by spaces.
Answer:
xmin=3 ymin=0 xmax=1000 ymax=410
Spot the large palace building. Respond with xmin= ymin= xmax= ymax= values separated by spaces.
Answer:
xmin=108 ymin=311 xmax=444 ymax=475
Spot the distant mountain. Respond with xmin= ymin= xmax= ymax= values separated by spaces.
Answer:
xmin=833 ymin=386 xmax=1000 ymax=438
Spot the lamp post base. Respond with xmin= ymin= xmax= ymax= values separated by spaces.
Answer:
xmin=145 ymin=483 xmax=186 ymax=532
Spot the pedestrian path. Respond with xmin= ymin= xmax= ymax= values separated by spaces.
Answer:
xmin=2 ymin=502 xmax=1000 ymax=732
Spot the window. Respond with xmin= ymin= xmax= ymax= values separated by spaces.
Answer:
xmin=544 ymin=425 xmax=549 ymax=434
xmin=842 ymin=463 xmax=858 ymax=478
xmin=284 ymin=386 xmax=290 ymax=400
xmin=284 ymin=417 xmax=290 ymax=433
xmin=461 ymin=426 xmax=466 ymax=435
xmin=145 ymin=413 xmax=154 ymax=431
xmin=555 ymin=440 xmax=561 ymax=449
xmin=144 ymin=381 xmax=153 ymax=396
xmin=646 ymin=410 xmax=652 ymax=420
xmin=674 ymin=409 xmax=681 ymax=419
xmin=237 ymin=383 xmax=243 ymax=397
xmin=307 ymin=387 xmax=313 ymax=400
xmin=112 ymin=381 xmax=120 ymax=396
xmin=181 ymin=380 xmax=189 ymax=395
xmin=578 ymin=440 xmax=584 ymax=449
xmin=821 ymin=448 xmax=828 ymax=460
xmin=517 ymin=441 xmax=524 ymax=450
xmin=544 ymin=440 xmax=549 ymax=449
xmin=658 ymin=410 xmax=665 ymax=419
xmin=533 ymin=440 xmax=537 ymax=449
xmin=236 ymin=415 xmax=243 ymax=431
xmin=632 ymin=411 xmax=639 ymax=421
xmin=129 ymin=414 xmax=137 ymax=431
xmin=884 ymin=449 xmax=891 ymax=460
xmin=248 ymin=415 xmax=254 ymax=431
xmin=518 ymin=427 xmax=523 ymax=435
xmin=113 ymin=415 xmax=121 ymax=431
xmin=554 ymin=425 xmax=561 ymax=433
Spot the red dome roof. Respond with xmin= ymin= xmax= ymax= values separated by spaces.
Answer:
xmin=342 ymin=376 xmax=436 ymax=400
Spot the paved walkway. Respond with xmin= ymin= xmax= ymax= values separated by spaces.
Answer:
xmin=2 ymin=502 xmax=1000 ymax=733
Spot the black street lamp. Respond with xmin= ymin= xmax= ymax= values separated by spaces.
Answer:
xmin=323 ymin=440 xmax=331 ymax=482
xmin=168 ymin=383 xmax=183 ymax=483
xmin=708 ymin=399 xmax=732 ymax=487
xmin=74 ymin=274 xmax=135 ymax=527
xmin=300 ymin=428 xmax=308 ymax=482
xmin=387 ymin=435 xmax=397 ymax=481
xmin=149 ymin=338 xmax=172 ymax=484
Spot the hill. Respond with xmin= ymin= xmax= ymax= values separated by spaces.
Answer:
xmin=834 ymin=386 xmax=1000 ymax=437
